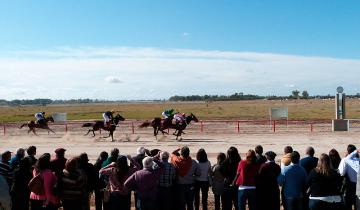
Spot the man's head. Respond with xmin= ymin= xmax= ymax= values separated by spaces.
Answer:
xmin=160 ymin=151 xmax=170 ymax=161
xmin=137 ymin=147 xmax=146 ymax=155
xmin=55 ymin=148 xmax=66 ymax=158
xmin=1 ymin=151 xmax=11 ymax=162
xmin=306 ymin=146 xmax=315 ymax=157
xmin=347 ymin=144 xmax=356 ymax=155
xmin=291 ymin=151 xmax=300 ymax=164
xmin=16 ymin=148 xmax=25 ymax=159
xmin=142 ymin=157 xmax=154 ymax=170
xmin=79 ymin=153 xmax=89 ymax=163
xmin=110 ymin=148 xmax=119 ymax=158
xmin=255 ymin=145 xmax=263 ymax=155
xmin=27 ymin=146 xmax=37 ymax=156
xmin=284 ymin=146 xmax=293 ymax=155
xmin=180 ymin=146 xmax=190 ymax=158
xmin=265 ymin=151 xmax=277 ymax=161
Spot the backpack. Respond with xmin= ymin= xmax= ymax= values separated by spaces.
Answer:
xmin=28 ymin=173 xmax=45 ymax=195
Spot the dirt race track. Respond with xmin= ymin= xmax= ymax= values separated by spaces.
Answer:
xmin=1 ymin=120 xmax=359 ymax=163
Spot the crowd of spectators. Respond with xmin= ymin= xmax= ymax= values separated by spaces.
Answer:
xmin=0 ymin=144 xmax=359 ymax=210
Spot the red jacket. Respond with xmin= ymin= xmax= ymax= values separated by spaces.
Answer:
xmin=235 ymin=160 xmax=259 ymax=186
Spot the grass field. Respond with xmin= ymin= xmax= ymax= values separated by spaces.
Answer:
xmin=1 ymin=99 xmax=360 ymax=122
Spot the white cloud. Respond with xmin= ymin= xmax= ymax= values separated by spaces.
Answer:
xmin=0 ymin=47 xmax=359 ymax=100
xmin=105 ymin=76 xmax=123 ymax=84
xmin=182 ymin=32 xmax=190 ymax=37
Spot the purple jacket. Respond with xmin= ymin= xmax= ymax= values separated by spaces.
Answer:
xmin=124 ymin=160 xmax=164 ymax=200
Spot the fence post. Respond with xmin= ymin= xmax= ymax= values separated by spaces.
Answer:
xmin=310 ymin=123 xmax=313 ymax=132
xmin=273 ymin=120 xmax=276 ymax=132
xmin=237 ymin=121 xmax=240 ymax=133
xmin=200 ymin=121 xmax=204 ymax=133
xmin=132 ymin=122 xmax=135 ymax=134
xmin=65 ymin=124 xmax=68 ymax=133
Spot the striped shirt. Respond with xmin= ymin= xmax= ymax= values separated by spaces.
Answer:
xmin=0 ymin=161 xmax=13 ymax=186
xmin=159 ymin=161 xmax=177 ymax=187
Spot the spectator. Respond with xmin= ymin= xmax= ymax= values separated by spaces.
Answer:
xmin=255 ymin=145 xmax=267 ymax=165
xmin=220 ymin=146 xmax=241 ymax=210
xmin=99 ymin=155 xmax=140 ymax=210
xmin=300 ymin=147 xmax=318 ymax=175
xmin=278 ymin=151 xmax=307 ymax=210
xmin=158 ymin=151 xmax=177 ymax=210
xmin=194 ymin=148 xmax=212 ymax=210
xmin=171 ymin=146 xmax=201 ymax=210
xmin=9 ymin=148 xmax=25 ymax=169
xmin=0 ymin=174 xmax=11 ymax=210
xmin=281 ymin=146 xmax=293 ymax=169
xmin=256 ymin=151 xmax=281 ymax=210
xmin=233 ymin=150 xmax=259 ymax=210
xmin=338 ymin=145 xmax=359 ymax=210
xmin=79 ymin=153 xmax=97 ymax=210
xmin=125 ymin=155 xmax=165 ymax=210
xmin=29 ymin=153 xmax=60 ymax=210
xmin=0 ymin=151 xmax=13 ymax=187
xmin=134 ymin=146 xmax=146 ymax=169
xmin=11 ymin=157 xmax=32 ymax=210
xmin=50 ymin=148 xmax=67 ymax=178
xmin=26 ymin=146 xmax=37 ymax=167
xmin=60 ymin=157 xmax=87 ymax=210
xmin=329 ymin=149 xmax=341 ymax=170
xmin=94 ymin=151 xmax=109 ymax=210
xmin=357 ymin=165 xmax=360 ymax=210
xmin=211 ymin=152 xmax=226 ymax=210
xmin=102 ymin=148 xmax=119 ymax=167
xmin=306 ymin=154 xmax=343 ymax=210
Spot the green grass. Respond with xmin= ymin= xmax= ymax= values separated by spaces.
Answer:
xmin=1 ymin=99 xmax=360 ymax=122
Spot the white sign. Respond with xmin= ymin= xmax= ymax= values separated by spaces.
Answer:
xmin=270 ymin=107 xmax=288 ymax=120
xmin=52 ymin=113 xmax=67 ymax=122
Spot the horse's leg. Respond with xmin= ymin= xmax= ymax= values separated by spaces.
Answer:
xmin=111 ymin=132 xmax=114 ymax=142
xmin=85 ymin=129 xmax=91 ymax=136
xmin=32 ymin=128 xmax=38 ymax=136
xmin=47 ymin=127 xmax=56 ymax=134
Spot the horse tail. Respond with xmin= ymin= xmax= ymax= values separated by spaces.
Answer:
xmin=138 ymin=121 xmax=151 ymax=128
xmin=82 ymin=123 xmax=94 ymax=127
xmin=19 ymin=123 xmax=27 ymax=129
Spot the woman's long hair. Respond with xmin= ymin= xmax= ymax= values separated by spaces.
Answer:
xmin=227 ymin=146 xmax=241 ymax=164
xmin=116 ymin=156 xmax=129 ymax=181
xmin=35 ymin=153 xmax=51 ymax=171
xmin=316 ymin=153 xmax=331 ymax=176
xmin=217 ymin=152 xmax=226 ymax=165
xmin=196 ymin=148 xmax=208 ymax=163
xmin=328 ymin=149 xmax=341 ymax=170
xmin=246 ymin=150 xmax=256 ymax=164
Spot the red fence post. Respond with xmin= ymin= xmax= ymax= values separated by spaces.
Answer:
xmin=237 ymin=121 xmax=240 ymax=133
xmin=65 ymin=124 xmax=68 ymax=133
xmin=200 ymin=121 xmax=204 ymax=132
xmin=132 ymin=122 xmax=135 ymax=134
xmin=310 ymin=123 xmax=313 ymax=132
xmin=273 ymin=120 xmax=276 ymax=132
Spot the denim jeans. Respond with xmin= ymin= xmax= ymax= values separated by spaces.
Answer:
xmin=309 ymin=199 xmax=344 ymax=210
xmin=109 ymin=192 xmax=131 ymax=210
xmin=176 ymin=184 xmax=195 ymax=210
xmin=194 ymin=181 xmax=209 ymax=210
xmin=222 ymin=186 xmax=238 ymax=210
xmin=237 ymin=189 xmax=256 ymax=210
xmin=284 ymin=197 xmax=303 ymax=210
xmin=158 ymin=186 xmax=174 ymax=210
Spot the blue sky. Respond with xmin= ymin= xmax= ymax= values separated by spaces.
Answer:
xmin=0 ymin=1 xmax=359 ymax=99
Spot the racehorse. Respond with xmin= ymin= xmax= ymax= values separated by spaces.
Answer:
xmin=82 ymin=114 xmax=125 ymax=142
xmin=19 ymin=116 xmax=55 ymax=135
xmin=139 ymin=113 xmax=199 ymax=140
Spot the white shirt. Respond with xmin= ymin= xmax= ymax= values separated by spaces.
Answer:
xmin=338 ymin=150 xmax=360 ymax=183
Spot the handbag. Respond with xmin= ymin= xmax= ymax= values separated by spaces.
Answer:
xmin=28 ymin=172 xmax=45 ymax=195
xmin=102 ymin=183 xmax=111 ymax=203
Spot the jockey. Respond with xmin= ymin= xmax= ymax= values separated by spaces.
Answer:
xmin=103 ymin=110 xmax=115 ymax=127
xmin=161 ymin=109 xmax=174 ymax=119
xmin=173 ymin=112 xmax=186 ymax=125
xmin=34 ymin=112 xmax=45 ymax=124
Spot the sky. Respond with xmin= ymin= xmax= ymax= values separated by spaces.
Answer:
xmin=0 ymin=0 xmax=359 ymax=100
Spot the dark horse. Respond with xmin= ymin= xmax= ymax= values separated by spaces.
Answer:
xmin=82 ymin=114 xmax=125 ymax=142
xmin=139 ymin=113 xmax=199 ymax=140
xmin=19 ymin=117 xmax=55 ymax=135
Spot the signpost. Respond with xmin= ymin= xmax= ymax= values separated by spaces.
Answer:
xmin=333 ymin=86 xmax=349 ymax=131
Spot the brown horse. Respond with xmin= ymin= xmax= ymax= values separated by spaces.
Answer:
xmin=19 ymin=117 xmax=55 ymax=135
xmin=139 ymin=113 xmax=199 ymax=140
xmin=82 ymin=114 xmax=125 ymax=142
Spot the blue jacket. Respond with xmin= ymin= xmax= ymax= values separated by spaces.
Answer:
xmin=278 ymin=164 xmax=307 ymax=199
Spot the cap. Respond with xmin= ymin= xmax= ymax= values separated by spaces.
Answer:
xmin=265 ymin=151 xmax=277 ymax=160
xmin=55 ymin=148 xmax=66 ymax=154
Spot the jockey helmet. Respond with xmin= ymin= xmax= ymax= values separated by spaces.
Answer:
xmin=42 ymin=112 xmax=45 ymax=115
